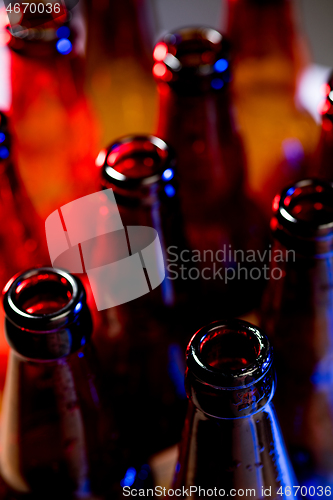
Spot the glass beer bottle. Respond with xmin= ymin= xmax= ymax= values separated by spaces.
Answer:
xmin=154 ymin=27 xmax=269 ymax=318
xmin=0 ymin=111 xmax=48 ymax=286
xmin=0 ymin=111 xmax=49 ymax=386
xmin=92 ymin=135 xmax=195 ymax=457
xmin=174 ymin=319 xmax=296 ymax=497
xmin=7 ymin=5 xmax=99 ymax=217
xmin=226 ymin=0 xmax=319 ymax=215
xmin=83 ymin=0 xmax=157 ymax=146
xmin=0 ymin=267 xmax=150 ymax=499
xmin=261 ymin=178 xmax=333 ymax=487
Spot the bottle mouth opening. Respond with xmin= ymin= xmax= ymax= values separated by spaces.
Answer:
xmin=187 ymin=319 xmax=272 ymax=390
xmin=200 ymin=328 xmax=261 ymax=372
xmin=272 ymin=179 xmax=333 ymax=237
xmin=100 ymin=135 xmax=176 ymax=191
xmin=153 ymin=27 xmax=230 ymax=86
xmin=3 ymin=268 xmax=84 ymax=332
xmin=11 ymin=272 xmax=73 ymax=316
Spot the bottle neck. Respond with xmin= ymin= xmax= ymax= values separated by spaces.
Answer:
xmin=113 ymin=194 xmax=188 ymax=308
xmin=85 ymin=0 xmax=152 ymax=68
xmin=263 ymin=240 xmax=333 ymax=373
xmin=0 ymin=350 xmax=92 ymax=495
xmin=156 ymin=83 xmax=245 ymax=209
xmin=227 ymin=0 xmax=307 ymax=91
xmin=228 ymin=0 xmax=296 ymax=59
xmin=174 ymin=401 xmax=294 ymax=490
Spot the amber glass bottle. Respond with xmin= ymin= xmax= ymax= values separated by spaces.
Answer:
xmin=174 ymin=319 xmax=296 ymax=497
xmin=0 ymin=267 xmax=152 ymax=498
xmin=262 ymin=179 xmax=333 ymax=486
xmin=0 ymin=112 xmax=49 ymax=385
xmin=94 ymin=135 xmax=195 ymax=457
xmin=7 ymin=7 xmax=98 ymax=217
xmin=83 ymin=0 xmax=157 ymax=146
xmin=226 ymin=0 xmax=319 ymax=214
xmin=0 ymin=112 xmax=48 ymax=286
xmin=154 ymin=27 xmax=269 ymax=317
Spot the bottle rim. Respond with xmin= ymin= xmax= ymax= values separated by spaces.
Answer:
xmin=100 ymin=135 xmax=177 ymax=203
xmin=152 ymin=26 xmax=231 ymax=89
xmin=3 ymin=267 xmax=85 ymax=332
xmin=186 ymin=319 xmax=273 ymax=390
xmin=271 ymin=179 xmax=333 ymax=252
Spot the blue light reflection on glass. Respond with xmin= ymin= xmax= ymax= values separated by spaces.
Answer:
xmin=0 ymin=133 xmax=5 ymax=143
xmin=162 ymin=168 xmax=174 ymax=181
xmin=214 ymin=58 xmax=228 ymax=73
xmin=74 ymin=302 xmax=82 ymax=313
xmin=211 ymin=78 xmax=224 ymax=90
xmin=168 ymin=344 xmax=187 ymax=399
xmin=56 ymin=39 xmax=72 ymax=55
xmin=0 ymin=147 xmax=9 ymax=159
xmin=286 ymin=187 xmax=295 ymax=197
xmin=120 ymin=467 xmax=137 ymax=487
xmin=164 ymin=184 xmax=175 ymax=197
xmin=56 ymin=26 xmax=70 ymax=39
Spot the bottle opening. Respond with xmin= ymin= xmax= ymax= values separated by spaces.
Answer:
xmin=186 ymin=320 xmax=274 ymax=418
xmin=165 ymin=29 xmax=222 ymax=68
xmin=3 ymin=268 xmax=89 ymax=359
xmin=200 ymin=327 xmax=261 ymax=372
xmin=101 ymin=135 xmax=174 ymax=190
xmin=153 ymin=28 xmax=230 ymax=86
xmin=12 ymin=272 xmax=73 ymax=316
xmin=275 ymin=179 xmax=333 ymax=231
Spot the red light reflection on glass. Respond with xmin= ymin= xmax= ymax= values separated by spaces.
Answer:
xmin=270 ymin=217 xmax=278 ymax=231
xmin=272 ymin=195 xmax=280 ymax=212
xmin=322 ymin=118 xmax=333 ymax=132
xmin=95 ymin=149 xmax=107 ymax=167
xmin=319 ymin=100 xmax=331 ymax=115
xmin=153 ymin=43 xmax=168 ymax=62
xmin=153 ymin=63 xmax=172 ymax=82
xmin=321 ymin=83 xmax=331 ymax=97
xmin=107 ymin=152 xmax=118 ymax=166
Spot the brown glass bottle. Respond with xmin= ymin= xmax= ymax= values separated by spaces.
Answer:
xmin=154 ymin=27 xmax=269 ymax=318
xmin=0 ymin=112 xmax=49 ymax=386
xmin=226 ymin=0 xmax=319 ymax=214
xmin=0 ymin=267 xmax=151 ymax=499
xmin=174 ymin=319 xmax=296 ymax=497
xmin=93 ymin=135 xmax=195 ymax=457
xmin=83 ymin=0 xmax=157 ymax=146
xmin=310 ymin=73 xmax=333 ymax=180
xmin=0 ymin=112 xmax=48 ymax=284
xmin=7 ymin=8 xmax=98 ymax=217
xmin=261 ymin=179 xmax=333 ymax=487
